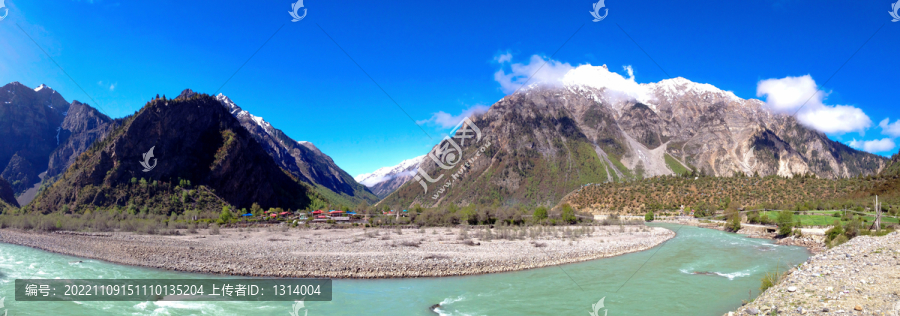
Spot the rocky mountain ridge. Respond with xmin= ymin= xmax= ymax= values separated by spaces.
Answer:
xmin=0 ymin=82 xmax=123 ymax=206
xmin=0 ymin=82 xmax=70 ymax=195
xmin=380 ymin=67 xmax=886 ymax=208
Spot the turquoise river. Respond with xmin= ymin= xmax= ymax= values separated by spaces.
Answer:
xmin=0 ymin=223 xmax=810 ymax=315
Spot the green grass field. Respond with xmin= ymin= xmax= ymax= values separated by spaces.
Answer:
xmin=757 ymin=211 xmax=899 ymax=227
xmin=664 ymin=153 xmax=690 ymax=176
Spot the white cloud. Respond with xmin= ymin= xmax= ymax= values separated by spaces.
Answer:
xmin=879 ymin=118 xmax=900 ymax=138
xmin=418 ymin=104 xmax=490 ymax=129
xmin=757 ymin=75 xmax=871 ymax=134
xmin=795 ymin=105 xmax=871 ymax=135
xmin=495 ymin=52 xmax=513 ymax=64
xmin=623 ymin=65 xmax=634 ymax=78
xmin=493 ymin=55 xmax=575 ymax=94
xmin=848 ymin=138 xmax=896 ymax=153
xmin=756 ymin=75 xmax=820 ymax=112
xmin=98 ymin=80 xmax=116 ymax=91
xmin=562 ymin=63 xmax=654 ymax=104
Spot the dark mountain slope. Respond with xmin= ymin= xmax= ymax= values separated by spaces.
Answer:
xmin=0 ymin=177 xmax=18 ymax=209
xmin=30 ymin=91 xmax=312 ymax=214
xmin=0 ymin=83 xmax=69 ymax=193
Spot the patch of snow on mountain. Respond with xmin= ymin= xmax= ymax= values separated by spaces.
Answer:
xmin=34 ymin=84 xmax=49 ymax=92
xmin=215 ymin=93 xmax=273 ymax=135
xmin=354 ymin=155 xmax=425 ymax=187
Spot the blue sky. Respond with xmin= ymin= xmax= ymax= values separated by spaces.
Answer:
xmin=1 ymin=0 xmax=898 ymax=176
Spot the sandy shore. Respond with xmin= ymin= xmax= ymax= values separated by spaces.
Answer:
xmin=729 ymin=232 xmax=900 ymax=316
xmin=0 ymin=225 xmax=674 ymax=278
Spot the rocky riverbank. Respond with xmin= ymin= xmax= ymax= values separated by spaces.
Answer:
xmin=729 ymin=231 xmax=900 ymax=316
xmin=660 ymin=219 xmax=827 ymax=253
xmin=0 ymin=225 xmax=674 ymax=278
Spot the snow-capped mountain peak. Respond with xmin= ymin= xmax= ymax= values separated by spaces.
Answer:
xmin=558 ymin=65 xmax=741 ymax=111
xmin=34 ymin=84 xmax=50 ymax=92
xmin=354 ymin=155 xmax=425 ymax=189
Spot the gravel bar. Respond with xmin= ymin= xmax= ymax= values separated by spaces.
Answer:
xmin=0 ymin=225 xmax=674 ymax=279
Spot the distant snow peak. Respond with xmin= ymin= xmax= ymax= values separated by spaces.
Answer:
xmin=354 ymin=155 xmax=425 ymax=187
xmin=649 ymin=77 xmax=740 ymax=102
xmin=34 ymin=84 xmax=49 ymax=92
